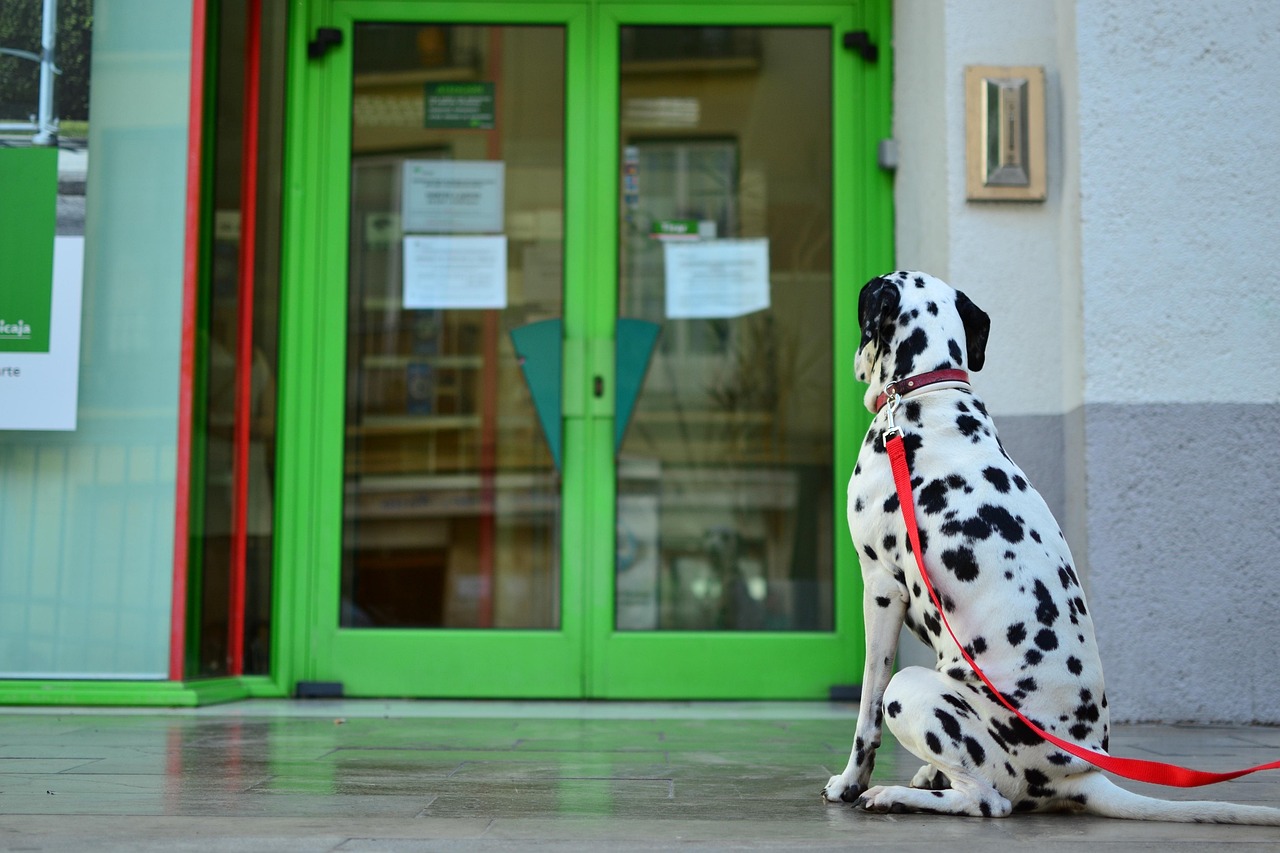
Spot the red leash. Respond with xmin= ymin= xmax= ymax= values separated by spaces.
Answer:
xmin=883 ymin=428 xmax=1280 ymax=787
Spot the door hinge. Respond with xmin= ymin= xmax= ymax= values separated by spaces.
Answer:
xmin=843 ymin=31 xmax=878 ymax=64
xmin=308 ymin=27 xmax=343 ymax=61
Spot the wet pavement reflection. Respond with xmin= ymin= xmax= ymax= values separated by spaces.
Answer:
xmin=0 ymin=700 xmax=1278 ymax=850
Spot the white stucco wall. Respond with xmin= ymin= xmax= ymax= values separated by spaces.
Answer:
xmin=892 ymin=0 xmax=1081 ymax=419
xmin=1076 ymin=0 xmax=1280 ymax=407
xmin=1074 ymin=0 xmax=1280 ymax=723
xmin=891 ymin=0 xmax=1280 ymax=723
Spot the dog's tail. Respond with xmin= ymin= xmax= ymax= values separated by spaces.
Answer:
xmin=1070 ymin=773 xmax=1280 ymax=825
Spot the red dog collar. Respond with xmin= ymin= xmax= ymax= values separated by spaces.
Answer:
xmin=873 ymin=369 xmax=970 ymax=412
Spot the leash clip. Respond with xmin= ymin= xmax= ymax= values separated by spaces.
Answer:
xmin=881 ymin=387 xmax=903 ymax=446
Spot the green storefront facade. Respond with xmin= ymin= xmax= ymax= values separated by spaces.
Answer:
xmin=0 ymin=0 xmax=889 ymax=706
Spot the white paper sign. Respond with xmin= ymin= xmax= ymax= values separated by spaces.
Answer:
xmin=401 ymin=160 xmax=504 ymax=234
xmin=0 ymin=237 xmax=85 ymax=430
xmin=663 ymin=239 xmax=770 ymax=319
xmin=403 ymin=235 xmax=508 ymax=309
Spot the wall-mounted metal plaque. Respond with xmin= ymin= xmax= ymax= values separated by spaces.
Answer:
xmin=965 ymin=65 xmax=1046 ymax=201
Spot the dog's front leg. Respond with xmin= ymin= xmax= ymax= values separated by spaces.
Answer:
xmin=823 ymin=570 xmax=905 ymax=803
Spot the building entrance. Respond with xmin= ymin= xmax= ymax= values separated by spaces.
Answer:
xmin=278 ymin=0 xmax=887 ymax=697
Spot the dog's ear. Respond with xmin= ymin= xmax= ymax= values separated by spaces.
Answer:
xmin=954 ymin=289 xmax=990 ymax=372
xmin=859 ymin=276 xmax=901 ymax=349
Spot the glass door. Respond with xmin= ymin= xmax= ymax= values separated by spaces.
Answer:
xmin=288 ymin=3 xmax=591 ymax=697
xmin=588 ymin=7 xmax=870 ymax=697
xmin=282 ymin=0 xmax=883 ymax=698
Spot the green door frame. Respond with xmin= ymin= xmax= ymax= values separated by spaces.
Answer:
xmin=271 ymin=0 xmax=892 ymax=699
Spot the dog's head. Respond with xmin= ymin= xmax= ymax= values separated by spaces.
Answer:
xmin=855 ymin=271 xmax=990 ymax=412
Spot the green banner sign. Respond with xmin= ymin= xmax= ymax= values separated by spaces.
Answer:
xmin=425 ymin=82 xmax=496 ymax=130
xmin=0 ymin=147 xmax=57 ymax=354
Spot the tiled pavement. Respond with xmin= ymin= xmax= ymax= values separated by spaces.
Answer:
xmin=1 ymin=700 xmax=1279 ymax=851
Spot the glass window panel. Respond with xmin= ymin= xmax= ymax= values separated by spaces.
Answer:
xmin=616 ymin=26 xmax=834 ymax=632
xmin=341 ymin=24 xmax=565 ymax=630
xmin=193 ymin=0 xmax=287 ymax=677
xmin=0 ymin=1 xmax=191 ymax=677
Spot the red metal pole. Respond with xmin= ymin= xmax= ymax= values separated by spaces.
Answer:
xmin=170 ymin=0 xmax=210 ymax=683
xmin=229 ymin=0 xmax=263 ymax=675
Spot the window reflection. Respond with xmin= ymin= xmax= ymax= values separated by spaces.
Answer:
xmin=617 ymin=27 xmax=834 ymax=632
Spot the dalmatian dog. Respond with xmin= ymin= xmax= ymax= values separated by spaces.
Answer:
xmin=821 ymin=271 xmax=1280 ymax=824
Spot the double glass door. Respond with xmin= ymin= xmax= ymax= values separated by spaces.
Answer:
xmin=287 ymin=1 xmax=879 ymax=697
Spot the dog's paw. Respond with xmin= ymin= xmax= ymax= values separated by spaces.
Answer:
xmin=854 ymin=785 xmax=911 ymax=814
xmin=910 ymin=764 xmax=951 ymax=790
xmin=821 ymin=776 xmax=865 ymax=804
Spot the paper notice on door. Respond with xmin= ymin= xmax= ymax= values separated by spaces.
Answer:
xmin=663 ymin=238 xmax=770 ymax=319
xmin=403 ymin=235 xmax=507 ymax=309
xmin=401 ymin=160 xmax=504 ymax=234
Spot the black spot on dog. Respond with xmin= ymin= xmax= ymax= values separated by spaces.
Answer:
xmin=983 ymin=467 xmax=1011 ymax=493
xmin=1066 ymin=656 xmax=1084 ymax=675
xmin=1006 ymin=622 xmax=1027 ymax=646
xmin=1033 ymin=580 xmax=1060 ymax=627
xmin=882 ymin=534 xmax=897 ymax=551
xmin=886 ymin=701 xmax=902 ymax=718
xmin=1023 ymin=649 xmax=1044 ymax=667
xmin=956 ymin=414 xmax=982 ymax=440
xmin=854 ymin=497 xmax=865 ymax=513
xmin=883 ymin=493 xmax=899 ymax=513
xmin=875 ymin=596 xmax=893 ymax=608
xmin=922 ymin=611 xmax=943 ymax=637
xmin=926 ymin=732 xmax=943 ymax=754
xmin=1024 ymin=767 xmax=1056 ymax=799
xmin=941 ymin=546 xmax=981 ymax=582
xmin=941 ymin=514 xmax=988 ymax=540
xmin=963 ymin=736 xmax=986 ymax=766
xmin=1016 ymin=677 xmax=1038 ymax=693
xmin=863 ymin=544 xmax=878 ymax=562
xmin=919 ymin=480 xmax=952 ymax=516
xmin=927 ymin=302 xmax=939 ymax=316
xmin=942 ymin=693 xmax=976 ymax=716
xmin=1024 ymin=768 xmax=1050 ymax=787
xmin=1047 ymin=752 xmax=1074 ymax=766
xmin=1034 ymin=628 xmax=1060 ymax=652
xmin=991 ymin=715 xmax=1045 ymax=748
xmin=979 ymin=504 xmax=1024 ymax=543
xmin=948 ymin=339 xmax=963 ymax=364
xmin=934 ymin=708 xmax=963 ymax=742
xmin=1012 ymin=475 xmax=1028 ymax=492
xmin=1075 ymin=689 xmax=1101 ymax=724
xmin=894 ymin=327 xmax=930 ymax=378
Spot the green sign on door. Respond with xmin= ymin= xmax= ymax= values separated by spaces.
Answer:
xmin=0 ymin=147 xmax=57 ymax=354
xmin=424 ymin=82 xmax=495 ymax=129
